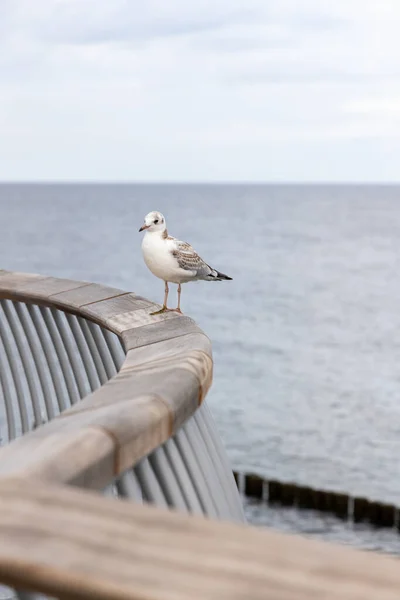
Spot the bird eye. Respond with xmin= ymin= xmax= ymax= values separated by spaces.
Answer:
xmin=154 ymin=219 xmax=159 ymax=224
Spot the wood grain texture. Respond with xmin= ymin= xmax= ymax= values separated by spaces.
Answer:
xmin=121 ymin=332 xmax=212 ymax=367
xmin=109 ymin=306 xmax=182 ymax=335
xmin=0 ymin=423 xmax=116 ymax=489
xmin=0 ymin=478 xmax=399 ymax=600
xmin=0 ymin=345 xmax=206 ymax=482
xmin=121 ymin=334 xmax=213 ymax=428
xmin=122 ymin=315 xmax=204 ymax=350
xmin=0 ymin=272 xmax=123 ymax=309
xmin=0 ymin=271 xmax=50 ymax=299
xmin=49 ymin=283 xmax=128 ymax=311
xmin=0 ymin=387 xmax=172 ymax=485
xmin=81 ymin=292 xmax=155 ymax=324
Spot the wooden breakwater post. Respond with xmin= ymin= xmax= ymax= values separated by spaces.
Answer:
xmin=234 ymin=471 xmax=400 ymax=530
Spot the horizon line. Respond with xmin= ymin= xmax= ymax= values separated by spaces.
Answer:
xmin=0 ymin=180 xmax=400 ymax=186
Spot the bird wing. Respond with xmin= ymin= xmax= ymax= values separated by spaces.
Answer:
xmin=169 ymin=237 xmax=209 ymax=274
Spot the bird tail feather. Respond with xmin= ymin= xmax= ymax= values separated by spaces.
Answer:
xmin=206 ymin=266 xmax=232 ymax=281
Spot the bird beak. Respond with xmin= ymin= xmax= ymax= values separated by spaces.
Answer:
xmin=139 ymin=224 xmax=150 ymax=232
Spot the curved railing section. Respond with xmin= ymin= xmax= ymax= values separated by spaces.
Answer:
xmin=0 ymin=270 xmax=243 ymax=525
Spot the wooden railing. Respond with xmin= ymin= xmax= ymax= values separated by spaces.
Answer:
xmin=0 ymin=270 xmax=398 ymax=599
xmin=0 ymin=270 xmax=212 ymax=489
xmin=0 ymin=476 xmax=399 ymax=600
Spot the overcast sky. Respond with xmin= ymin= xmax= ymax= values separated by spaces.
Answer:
xmin=1 ymin=0 xmax=399 ymax=182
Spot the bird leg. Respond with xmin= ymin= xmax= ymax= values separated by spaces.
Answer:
xmin=175 ymin=283 xmax=182 ymax=313
xmin=150 ymin=281 xmax=170 ymax=315
xmin=164 ymin=280 xmax=170 ymax=308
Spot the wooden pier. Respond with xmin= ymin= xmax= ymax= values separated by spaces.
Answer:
xmin=0 ymin=271 xmax=398 ymax=599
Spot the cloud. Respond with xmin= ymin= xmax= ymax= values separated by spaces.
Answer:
xmin=0 ymin=0 xmax=400 ymax=181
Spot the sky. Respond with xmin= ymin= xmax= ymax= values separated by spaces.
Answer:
xmin=1 ymin=0 xmax=400 ymax=182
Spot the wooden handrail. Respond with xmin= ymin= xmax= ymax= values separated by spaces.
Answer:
xmin=0 ymin=270 xmax=212 ymax=489
xmin=0 ymin=477 xmax=399 ymax=600
xmin=0 ymin=270 xmax=396 ymax=600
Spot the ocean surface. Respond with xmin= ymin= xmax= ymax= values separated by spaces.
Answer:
xmin=1 ymin=183 xmax=400 ymax=554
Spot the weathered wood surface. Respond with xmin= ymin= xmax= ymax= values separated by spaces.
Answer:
xmin=0 ymin=271 xmax=213 ymax=489
xmin=0 ymin=477 xmax=399 ymax=600
xmin=0 ymin=271 xmax=154 ymax=326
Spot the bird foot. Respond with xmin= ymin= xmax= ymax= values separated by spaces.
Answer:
xmin=150 ymin=305 xmax=169 ymax=315
xmin=149 ymin=306 xmax=183 ymax=316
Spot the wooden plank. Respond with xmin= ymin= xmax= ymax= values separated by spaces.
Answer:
xmin=121 ymin=332 xmax=212 ymax=365
xmin=0 ymin=478 xmax=399 ymax=600
xmin=0 ymin=272 xmax=201 ymax=350
xmin=11 ymin=277 xmax=89 ymax=299
xmin=117 ymin=357 xmax=207 ymax=432
xmin=0 ymin=427 xmax=116 ymax=490
xmin=0 ymin=328 xmax=210 ymax=480
xmin=0 ymin=330 xmax=210 ymax=482
xmin=0 ymin=272 xmax=132 ymax=318
xmin=108 ymin=306 xmax=182 ymax=337
xmin=0 ymin=270 xmax=43 ymax=285
xmin=0 ymin=273 xmax=92 ymax=305
xmin=48 ymin=283 xmax=128 ymax=311
xmin=64 ymin=393 xmax=171 ymax=476
xmin=122 ymin=315 xmax=203 ymax=350
xmin=81 ymin=292 xmax=156 ymax=325
xmin=118 ymin=360 xmax=205 ymax=432
xmin=0 ymin=271 xmax=47 ymax=297
xmin=82 ymin=292 xmax=157 ymax=323
xmin=0 ymin=388 xmax=171 ymax=485
xmin=120 ymin=334 xmax=213 ymax=429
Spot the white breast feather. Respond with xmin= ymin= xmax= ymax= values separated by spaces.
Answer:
xmin=141 ymin=233 xmax=196 ymax=284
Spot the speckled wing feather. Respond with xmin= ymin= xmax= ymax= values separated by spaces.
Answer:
xmin=172 ymin=240 xmax=208 ymax=273
xmin=169 ymin=237 xmax=232 ymax=281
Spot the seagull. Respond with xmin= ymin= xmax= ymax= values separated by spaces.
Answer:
xmin=139 ymin=211 xmax=232 ymax=315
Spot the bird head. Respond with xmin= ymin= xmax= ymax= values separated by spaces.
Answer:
xmin=139 ymin=211 xmax=166 ymax=233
